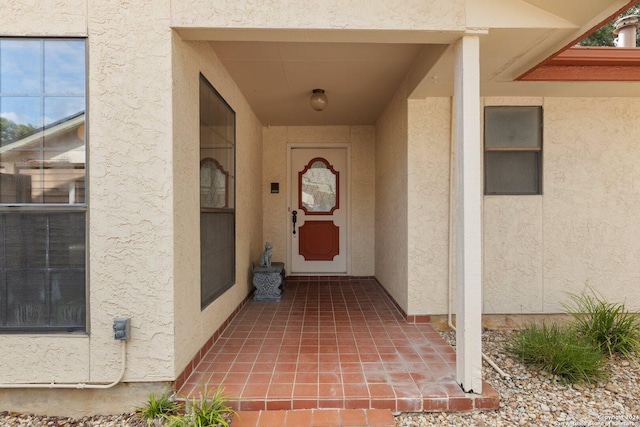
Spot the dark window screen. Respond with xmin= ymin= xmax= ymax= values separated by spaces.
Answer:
xmin=0 ymin=212 xmax=86 ymax=331
xmin=485 ymin=151 xmax=540 ymax=195
xmin=484 ymin=106 xmax=542 ymax=195
xmin=200 ymin=74 xmax=236 ymax=310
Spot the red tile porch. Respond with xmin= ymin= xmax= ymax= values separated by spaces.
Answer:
xmin=230 ymin=408 xmax=396 ymax=426
xmin=176 ymin=277 xmax=499 ymax=413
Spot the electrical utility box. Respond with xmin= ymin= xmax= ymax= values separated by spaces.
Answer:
xmin=113 ymin=317 xmax=131 ymax=340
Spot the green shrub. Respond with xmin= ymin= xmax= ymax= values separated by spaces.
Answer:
xmin=167 ymin=386 xmax=237 ymax=427
xmin=505 ymin=322 xmax=606 ymax=384
xmin=563 ymin=291 xmax=640 ymax=359
xmin=135 ymin=389 xmax=182 ymax=426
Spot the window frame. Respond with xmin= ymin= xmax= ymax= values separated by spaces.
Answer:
xmin=483 ymin=105 xmax=543 ymax=196
xmin=0 ymin=37 xmax=88 ymax=334
xmin=199 ymin=73 xmax=236 ymax=310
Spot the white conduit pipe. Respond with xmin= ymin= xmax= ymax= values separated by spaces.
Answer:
xmin=447 ymin=100 xmax=511 ymax=381
xmin=0 ymin=340 xmax=127 ymax=389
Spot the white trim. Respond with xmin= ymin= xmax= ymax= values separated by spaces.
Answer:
xmin=453 ymin=35 xmax=483 ymax=394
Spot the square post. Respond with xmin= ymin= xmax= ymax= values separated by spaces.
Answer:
xmin=453 ymin=34 xmax=483 ymax=394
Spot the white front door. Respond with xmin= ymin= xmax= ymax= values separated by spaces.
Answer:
xmin=289 ymin=147 xmax=348 ymax=274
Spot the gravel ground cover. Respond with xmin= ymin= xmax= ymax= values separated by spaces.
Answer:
xmin=2 ymin=330 xmax=638 ymax=426
xmin=0 ymin=413 xmax=144 ymax=426
xmin=396 ymin=330 xmax=640 ymax=427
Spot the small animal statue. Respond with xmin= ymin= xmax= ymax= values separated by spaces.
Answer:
xmin=259 ymin=242 xmax=273 ymax=268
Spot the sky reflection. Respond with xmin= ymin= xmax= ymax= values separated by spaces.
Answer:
xmin=0 ymin=39 xmax=85 ymax=128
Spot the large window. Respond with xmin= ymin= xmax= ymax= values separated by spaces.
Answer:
xmin=484 ymin=106 xmax=542 ymax=195
xmin=0 ymin=38 xmax=86 ymax=332
xmin=200 ymin=74 xmax=235 ymax=309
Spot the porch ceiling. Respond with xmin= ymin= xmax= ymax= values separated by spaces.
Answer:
xmin=210 ymin=41 xmax=432 ymax=126
xmin=178 ymin=0 xmax=637 ymax=126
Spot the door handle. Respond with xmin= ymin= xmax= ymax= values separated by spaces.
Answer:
xmin=292 ymin=210 xmax=297 ymax=235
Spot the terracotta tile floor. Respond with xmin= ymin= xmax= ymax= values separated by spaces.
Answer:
xmin=178 ymin=277 xmax=499 ymax=412
xmin=230 ymin=408 xmax=395 ymax=427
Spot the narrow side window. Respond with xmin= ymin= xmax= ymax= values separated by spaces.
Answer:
xmin=199 ymin=74 xmax=236 ymax=309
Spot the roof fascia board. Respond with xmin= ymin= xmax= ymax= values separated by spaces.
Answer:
xmin=519 ymin=64 xmax=640 ymax=81
xmin=517 ymin=0 xmax=639 ymax=81
xmin=550 ymin=47 xmax=640 ymax=66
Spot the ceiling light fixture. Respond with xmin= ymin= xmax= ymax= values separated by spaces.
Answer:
xmin=310 ymin=89 xmax=328 ymax=111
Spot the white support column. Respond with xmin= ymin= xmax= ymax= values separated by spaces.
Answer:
xmin=453 ymin=34 xmax=483 ymax=394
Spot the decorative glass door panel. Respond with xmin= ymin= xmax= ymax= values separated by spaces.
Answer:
xmin=290 ymin=148 xmax=347 ymax=274
xmin=299 ymin=158 xmax=339 ymax=214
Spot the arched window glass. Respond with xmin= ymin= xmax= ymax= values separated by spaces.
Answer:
xmin=200 ymin=158 xmax=229 ymax=209
xmin=299 ymin=157 xmax=339 ymax=214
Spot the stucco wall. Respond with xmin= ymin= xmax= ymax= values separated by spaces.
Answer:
xmin=407 ymin=98 xmax=452 ymax=315
xmin=262 ymin=126 xmax=375 ymax=276
xmin=375 ymin=81 xmax=409 ymax=311
xmin=1 ymin=0 xmax=265 ymax=390
xmin=540 ymin=97 xmax=640 ymax=312
xmin=407 ymin=96 xmax=640 ymax=315
xmin=350 ymin=127 xmax=377 ymax=276
xmin=0 ymin=0 xmax=176 ymax=384
xmin=171 ymin=0 xmax=465 ymax=32
xmin=172 ymin=37 xmax=264 ymax=376
xmin=87 ymin=0 xmax=176 ymax=384
xmin=1 ymin=0 xmax=87 ymax=35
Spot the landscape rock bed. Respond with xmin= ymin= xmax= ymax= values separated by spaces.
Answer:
xmin=395 ymin=330 xmax=640 ymax=426
xmin=0 ymin=412 xmax=144 ymax=426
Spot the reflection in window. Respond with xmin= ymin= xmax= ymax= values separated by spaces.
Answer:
xmin=200 ymin=74 xmax=235 ymax=309
xmin=299 ymin=158 xmax=338 ymax=214
xmin=0 ymin=38 xmax=86 ymax=333
xmin=200 ymin=158 xmax=229 ymax=209
xmin=0 ymin=39 xmax=86 ymax=205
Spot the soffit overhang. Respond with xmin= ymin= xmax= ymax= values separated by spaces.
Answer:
xmin=174 ymin=0 xmax=639 ymax=125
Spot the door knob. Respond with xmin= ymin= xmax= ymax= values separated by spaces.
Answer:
xmin=292 ymin=210 xmax=297 ymax=235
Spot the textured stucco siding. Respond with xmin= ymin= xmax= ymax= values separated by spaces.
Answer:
xmin=541 ymin=98 xmax=640 ymax=312
xmin=0 ymin=337 xmax=90 ymax=383
xmin=375 ymin=80 xmax=409 ymax=311
xmin=172 ymin=37 xmax=264 ymax=376
xmin=484 ymin=97 xmax=640 ymax=314
xmin=407 ymin=98 xmax=451 ymax=315
xmin=171 ymin=0 xmax=465 ymax=31
xmin=350 ymin=126 xmax=376 ymax=276
xmin=0 ymin=1 xmax=176 ymax=383
xmin=262 ymin=126 xmax=289 ymax=263
xmin=87 ymin=0 xmax=175 ymax=383
xmin=1 ymin=0 xmax=266 ymax=386
xmin=262 ymin=126 xmax=375 ymax=276
xmin=482 ymin=97 xmax=545 ymax=314
xmin=0 ymin=1 xmax=90 ymax=383
xmin=483 ymin=196 xmax=544 ymax=313
xmin=1 ymin=0 xmax=87 ymax=35
xmin=406 ymin=97 xmax=640 ymax=316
